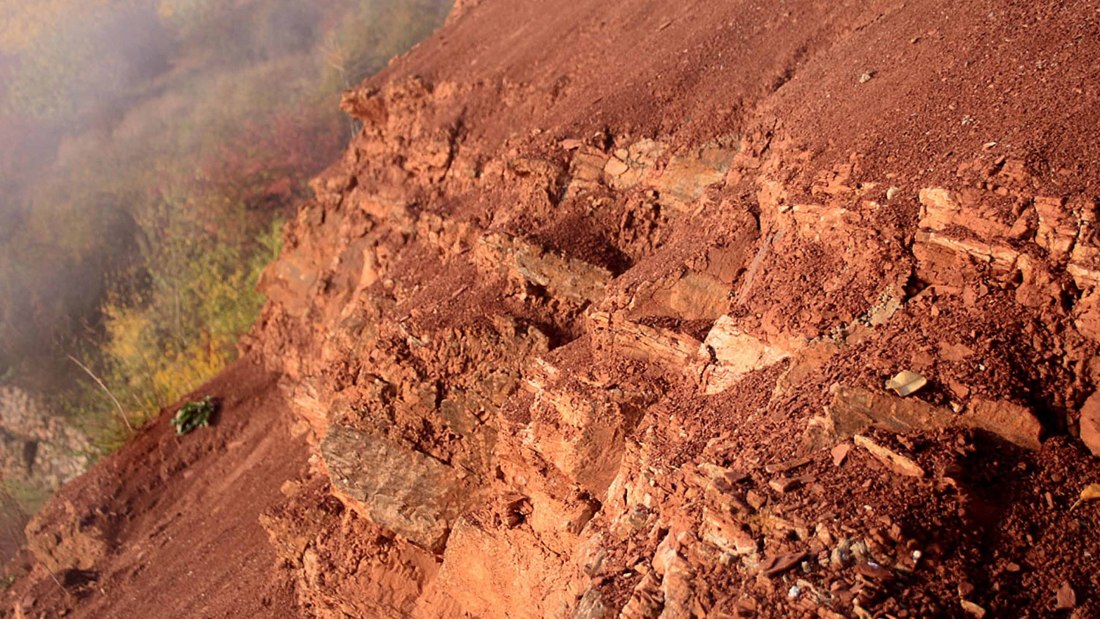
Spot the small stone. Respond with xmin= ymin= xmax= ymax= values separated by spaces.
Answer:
xmin=769 ymin=476 xmax=803 ymax=494
xmin=764 ymin=455 xmax=813 ymax=474
xmin=1005 ymin=562 xmax=1021 ymax=573
xmin=859 ymin=70 xmax=876 ymax=83
xmin=832 ymin=443 xmax=851 ymax=467
xmin=604 ymin=157 xmax=630 ymax=176
xmin=761 ymin=551 xmax=808 ymax=578
xmin=886 ymin=186 xmax=901 ymax=201
xmin=960 ymin=599 xmax=986 ymax=618
xmin=1056 ymin=581 xmax=1076 ymax=609
xmin=560 ymin=139 xmax=584 ymax=150
xmin=830 ymin=539 xmax=854 ymax=568
xmin=885 ymin=370 xmax=928 ymax=397
xmin=746 ymin=490 xmax=767 ymax=510
xmin=855 ymin=561 xmax=894 ymax=582
xmin=854 ymin=435 xmax=925 ymax=477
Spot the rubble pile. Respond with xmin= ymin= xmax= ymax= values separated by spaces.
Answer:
xmin=19 ymin=0 xmax=1100 ymax=616
xmin=248 ymin=1 xmax=1100 ymax=614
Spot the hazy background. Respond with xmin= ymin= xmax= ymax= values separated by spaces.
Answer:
xmin=0 ymin=0 xmax=452 ymax=527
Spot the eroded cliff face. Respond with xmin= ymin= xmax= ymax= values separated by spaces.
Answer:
xmin=245 ymin=0 xmax=1100 ymax=615
xmin=243 ymin=1 xmax=1100 ymax=616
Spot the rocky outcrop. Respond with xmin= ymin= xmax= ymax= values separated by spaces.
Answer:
xmin=0 ymin=387 xmax=90 ymax=496
xmin=239 ymin=0 xmax=1100 ymax=616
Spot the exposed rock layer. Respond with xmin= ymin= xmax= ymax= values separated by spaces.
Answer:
xmin=16 ymin=0 xmax=1100 ymax=617
xmin=246 ymin=1 xmax=1100 ymax=616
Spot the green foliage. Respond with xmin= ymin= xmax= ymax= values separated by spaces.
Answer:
xmin=77 ymin=217 xmax=282 ymax=450
xmin=170 ymin=396 xmax=215 ymax=434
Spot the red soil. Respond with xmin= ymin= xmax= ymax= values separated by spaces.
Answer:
xmin=5 ymin=360 xmax=308 ymax=618
xmin=10 ymin=0 xmax=1100 ymax=617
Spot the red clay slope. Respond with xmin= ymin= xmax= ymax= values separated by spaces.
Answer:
xmin=5 ymin=361 xmax=308 ymax=618
xmin=10 ymin=0 xmax=1100 ymax=617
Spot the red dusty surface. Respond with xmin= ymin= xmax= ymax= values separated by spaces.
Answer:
xmin=10 ymin=0 xmax=1100 ymax=617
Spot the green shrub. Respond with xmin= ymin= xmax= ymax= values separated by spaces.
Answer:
xmin=170 ymin=396 xmax=216 ymax=434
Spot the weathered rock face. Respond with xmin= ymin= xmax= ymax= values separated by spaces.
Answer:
xmin=321 ymin=425 xmax=476 ymax=552
xmin=0 ymin=387 xmax=90 ymax=496
xmin=1079 ymin=393 xmax=1100 ymax=457
xmin=248 ymin=0 xmax=1100 ymax=616
xmin=0 ymin=388 xmax=90 ymax=568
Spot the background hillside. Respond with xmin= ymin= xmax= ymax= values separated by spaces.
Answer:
xmin=0 ymin=0 xmax=451 ymax=514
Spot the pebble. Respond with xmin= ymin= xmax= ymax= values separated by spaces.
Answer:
xmin=769 ymin=476 xmax=803 ymax=494
xmin=960 ymin=600 xmax=986 ymax=618
xmin=1056 ymin=581 xmax=1076 ymax=609
xmin=855 ymin=561 xmax=894 ymax=582
xmin=831 ymin=443 xmax=851 ymax=467
xmin=761 ymin=551 xmax=808 ymax=578
xmin=747 ymin=489 xmax=767 ymax=510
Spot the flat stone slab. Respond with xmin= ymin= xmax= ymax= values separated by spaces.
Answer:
xmin=828 ymin=385 xmax=1041 ymax=450
xmin=321 ymin=424 xmax=475 ymax=552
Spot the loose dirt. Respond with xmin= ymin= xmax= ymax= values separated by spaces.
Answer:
xmin=10 ymin=0 xmax=1100 ymax=617
xmin=5 ymin=360 xmax=308 ymax=618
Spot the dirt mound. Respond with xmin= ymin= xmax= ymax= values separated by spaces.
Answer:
xmin=5 ymin=360 xmax=308 ymax=618
xmin=12 ymin=0 xmax=1100 ymax=617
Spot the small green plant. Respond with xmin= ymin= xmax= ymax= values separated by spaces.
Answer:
xmin=170 ymin=396 xmax=216 ymax=435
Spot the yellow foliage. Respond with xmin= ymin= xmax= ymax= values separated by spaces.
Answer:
xmin=84 ymin=217 xmax=281 ymax=448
